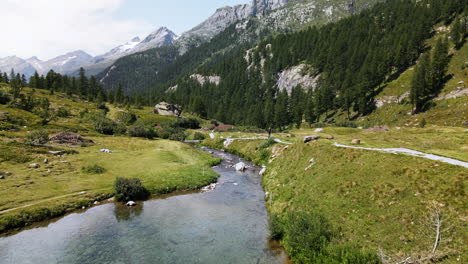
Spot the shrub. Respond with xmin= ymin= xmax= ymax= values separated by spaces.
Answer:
xmin=0 ymin=90 xmax=11 ymax=104
xmin=169 ymin=131 xmax=187 ymax=141
xmin=25 ymin=130 xmax=49 ymax=145
xmin=82 ymin=164 xmax=106 ymax=174
xmin=208 ymin=157 xmax=223 ymax=166
xmin=419 ymin=118 xmax=427 ymax=128
xmin=93 ymin=116 xmax=118 ymax=135
xmin=269 ymin=213 xmax=285 ymax=240
xmin=56 ymin=106 xmax=71 ymax=118
xmin=282 ymin=212 xmax=333 ymax=263
xmin=79 ymin=109 xmax=89 ymax=118
xmin=156 ymin=126 xmax=186 ymax=141
xmin=97 ymin=103 xmax=109 ymax=113
xmin=114 ymin=177 xmax=150 ymax=202
xmin=170 ymin=118 xmax=200 ymax=129
xmin=115 ymin=111 xmax=137 ymax=125
xmin=214 ymin=125 xmax=234 ymax=132
xmin=193 ymin=132 xmax=206 ymax=140
xmin=127 ymin=122 xmax=156 ymax=139
xmin=260 ymin=138 xmax=276 ymax=149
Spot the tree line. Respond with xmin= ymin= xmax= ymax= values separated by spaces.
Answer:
xmin=162 ymin=0 xmax=466 ymax=129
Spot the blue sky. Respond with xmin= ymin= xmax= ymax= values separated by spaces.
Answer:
xmin=115 ymin=0 xmax=249 ymax=34
xmin=1 ymin=0 xmax=249 ymax=59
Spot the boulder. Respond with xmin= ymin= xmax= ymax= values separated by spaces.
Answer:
xmin=29 ymin=163 xmax=40 ymax=169
xmin=259 ymin=166 xmax=267 ymax=176
xmin=49 ymin=132 xmax=92 ymax=145
xmin=126 ymin=201 xmax=137 ymax=207
xmin=326 ymin=135 xmax=335 ymax=140
xmin=304 ymin=135 xmax=320 ymax=143
xmin=0 ymin=176 xmax=4 ymax=180
xmin=235 ymin=162 xmax=246 ymax=172
xmin=154 ymin=102 xmax=183 ymax=117
xmin=43 ymin=158 xmax=49 ymax=164
xmin=351 ymin=139 xmax=361 ymax=145
xmin=314 ymin=128 xmax=324 ymax=133
xmin=100 ymin=149 xmax=113 ymax=153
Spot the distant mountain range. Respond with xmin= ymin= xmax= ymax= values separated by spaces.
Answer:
xmin=0 ymin=27 xmax=178 ymax=78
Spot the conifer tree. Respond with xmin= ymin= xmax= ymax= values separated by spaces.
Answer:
xmin=411 ymin=53 xmax=431 ymax=113
xmin=430 ymin=37 xmax=449 ymax=93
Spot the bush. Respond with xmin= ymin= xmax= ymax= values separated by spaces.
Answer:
xmin=56 ymin=106 xmax=71 ymax=118
xmin=156 ymin=126 xmax=186 ymax=141
xmin=260 ymin=138 xmax=276 ymax=149
xmin=127 ymin=122 xmax=156 ymax=139
xmin=170 ymin=118 xmax=200 ymax=129
xmin=115 ymin=111 xmax=137 ymax=125
xmin=0 ymin=90 xmax=11 ymax=104
xmin=419 ymin=118 xmax=427 ymax=128
xmin=269 ymin=213 xmax=285 ymax=240
xmin=169 ymin=131 xmax=187 ymax=141
xmin=208 ymin=157 xmax=223 ymax=166
xmin=25 ymin=130 xmax=49 ymax=145
xmin=283 ymin=212 xmax=333 ymax=263
xmin=114 ymin=177 xmax=150 ymax=202
xmin=193 ymin=132 xmax=206 ymax=140
xmin=93 ymin=116 xmax=118 ymax=135
xmin=82 ymin=164 xmax=106 ymax=174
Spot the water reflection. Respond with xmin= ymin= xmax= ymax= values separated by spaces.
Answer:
xmin=114 ymin=203 xmax=144 ymax=222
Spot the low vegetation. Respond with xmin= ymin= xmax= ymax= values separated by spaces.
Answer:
xmin=114 ymin=177 xmax=150 ymax=202
xmin=0 ymin=85 xmax=221 ymax=233
xmin=202 ymin=128 xmax=467 ymax=263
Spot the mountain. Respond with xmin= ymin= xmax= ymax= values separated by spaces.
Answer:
xmin=79 ymin=27 xmax=178 ymax=77
xmin=0 ymin=56 xmax=37 ymax=78
xmin=176 ymin=0 xmax=290 ymax=53
xmin=0 ymin=50 xmax=94 ymax=78
xmin=97 ymin=0 xmax=380 ymax=94
xmin=0 ymin=27 xmax=178 ymax=78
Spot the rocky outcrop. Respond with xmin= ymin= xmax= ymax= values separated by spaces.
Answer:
xmin=176 ymin=0 xmax=290 ymax=53
xmin=49 ymin=132 xmax=92 ymax=145
xmin=436 ymin=88 xmax=468 ymax=101
xmin=190 ymin=74 xmax=221 ymax=86
xmin=277 ymin=64 xmax=320 ymax=95
xmin=375 ymin=92 xmax=409 ymax=108
xmin=154 ymin=102 xmax=183 ymax=117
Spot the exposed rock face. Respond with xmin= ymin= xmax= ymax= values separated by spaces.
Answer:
xmin=176 ymin=0 xmax=291 ymax=53
xmin=154 ymin=102 xmax=183 ymax=117
xmin=436 ymin=88 xmax=468 ymax=101
xmin=375 ymin=92 xmax=409 ymax=108
xmin=190 ymin=74 xmax=221 ymax=86
xmin=277 ymin=64 xmax=320 ymax=95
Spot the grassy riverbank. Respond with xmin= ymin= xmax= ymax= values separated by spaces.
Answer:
xmin=0 ymin=86 xmax=220 ymax=233
xmin=202 ymin=128 xmax=467 ymax=263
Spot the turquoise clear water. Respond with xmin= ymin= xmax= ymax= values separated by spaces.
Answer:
xmin=0 ymin=149 xmax=288 ymax=264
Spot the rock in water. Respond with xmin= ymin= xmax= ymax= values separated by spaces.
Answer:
xmin=304 ymin=135 xmax=320 ymax=143
xmin=126 ymin=201 xmax=137 ymax=207
xmin=235 ymin=162 xmax=246 ymax=172
xmin=154 ymin=102 xmax=183 ymax=117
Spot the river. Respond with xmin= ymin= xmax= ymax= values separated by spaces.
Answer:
xmin=0 ymin=149 xmax=289 ymax=264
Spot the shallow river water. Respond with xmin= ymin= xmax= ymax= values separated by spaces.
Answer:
xmin=0 ymin=149 xmax=288 ymax=264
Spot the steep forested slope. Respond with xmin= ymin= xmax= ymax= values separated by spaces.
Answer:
xmin=163 ymin=0 xmax=466 ymax=129
xmin=97 ymin=0 xmax=382 ymax=95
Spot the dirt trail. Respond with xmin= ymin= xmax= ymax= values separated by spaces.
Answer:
xmin=333 ymin=143 xmax=468 ymax=168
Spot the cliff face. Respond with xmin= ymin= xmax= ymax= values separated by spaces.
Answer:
xmin=176 ymin=0 xmax=291 ymax=52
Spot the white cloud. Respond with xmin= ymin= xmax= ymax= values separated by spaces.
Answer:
xmin=0 ymin=0 xmax=152 ymax=60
